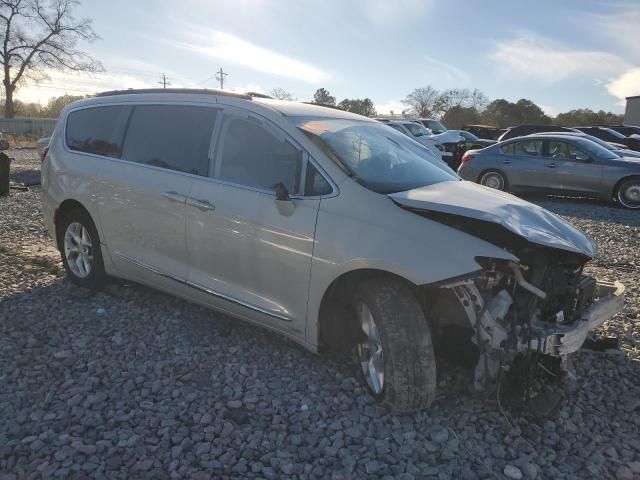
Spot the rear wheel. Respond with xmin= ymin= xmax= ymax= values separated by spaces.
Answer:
xmin=58 ymin=209 xmax=106 ymax=289
xmin=616 ymin=178 xmax=640 ymax=209
xmin=353 ymin=277 xmax=436 ymax=412
xmin=480 ymin=170 xmax=507 ymax=191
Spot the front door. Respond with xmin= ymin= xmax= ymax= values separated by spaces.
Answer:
xmin=185 ymin=107 xmax=322 ymax=336
xmin=543 ymin=140 xmax=603 ymax=195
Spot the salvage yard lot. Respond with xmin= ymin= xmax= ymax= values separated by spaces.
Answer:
xmin=1 ymin=149 xmax=639 ymax=479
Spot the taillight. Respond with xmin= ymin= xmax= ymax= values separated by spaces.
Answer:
xmin=461 ymin=153 xmax=474 ymax=164
xmin=39 ymin=145 xmax=49 ymax=162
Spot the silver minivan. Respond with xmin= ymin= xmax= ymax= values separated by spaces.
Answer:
xmin=42 ymin=89 xmax=624 ymax=413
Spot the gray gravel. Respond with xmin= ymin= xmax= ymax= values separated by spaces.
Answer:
xmin=1 ymin=150 xmax=639 ymax=479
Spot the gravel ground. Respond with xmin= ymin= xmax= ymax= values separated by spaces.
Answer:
xmin=1 ymin=150 xmax=639 ymax=480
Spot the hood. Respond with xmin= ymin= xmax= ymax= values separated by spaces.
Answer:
xmin=431 ymin=131 xmax=462 ymax=144
xmin=389 ymin=180 xmax=597 ymax=258
xmin=617 ymin=150 xmax=640 ymax=159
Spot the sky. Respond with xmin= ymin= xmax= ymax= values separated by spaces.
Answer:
xmin=16 ymin=0 xmax=640 ymax=116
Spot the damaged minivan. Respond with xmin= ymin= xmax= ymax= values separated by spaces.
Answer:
xmin=42 ymin=89 xmax=625 ymax=413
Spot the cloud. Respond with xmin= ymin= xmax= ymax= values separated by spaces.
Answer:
xmin=178 ymin=31 xmax=328 ymax=84
xmin=490 ymin=32 xmax=630 ymax=83
xmin=591 ymin=5 xmax=640 ymax=59
xmin=16 ymin=70 xmax=156 ymax=104
xmin=423 ymin=55 xmax=469 ymax=86
xmin=606 ymin=67 xmax=640 ymax=104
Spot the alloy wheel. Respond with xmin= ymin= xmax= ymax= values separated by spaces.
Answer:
xmin=481 ymin=172 xmax=505 ymax=190
xmin=355 ymin=301 xmax=385 ymax=394
xmin=618 ymin=181 xmax=640 ymax=209
xmin=64 ymin=222 xmax=94 ymax=278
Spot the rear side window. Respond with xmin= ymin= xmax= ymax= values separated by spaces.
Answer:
xmin=66 ymin=106 xmax=131 ymax=158
xmin=514 ymin=140 xmax=543 ymax=156
xmin=122 ymin=105 xmax=217 ymax=176
xmin=217 ymin=117 xmax=302 ymax=194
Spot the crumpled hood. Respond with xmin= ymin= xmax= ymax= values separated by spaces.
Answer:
xmin=431 ymin=131 xmax=462 ymax=144
xmin=389 ymin=180 xmax=597 ymax=258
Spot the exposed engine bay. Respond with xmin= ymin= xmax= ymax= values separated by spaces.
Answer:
xmin=417 ymin=209 xmax=625 ymax=416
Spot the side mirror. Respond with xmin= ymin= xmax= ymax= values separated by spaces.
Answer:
xmin=274 ymin=182 xmax=290 ymax=201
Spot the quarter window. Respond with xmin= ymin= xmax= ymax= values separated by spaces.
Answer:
xmin=217 ymin=117 xmax=302 ymax=194
xmin=66 ymin=106 xmax=131 ymax=158
xmin=305 ymin=162 xmax=332 ymax=196
xmin=501 ymin=143 xmax=515 ymax=155
xmin=121 ymin=105 xmax=217 ymax=176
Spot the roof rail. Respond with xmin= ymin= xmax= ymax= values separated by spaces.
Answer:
xmin=301 ymin=101 xmax=344 ymax=111
xmin=96 ymin=88 xmax=252 ymax=100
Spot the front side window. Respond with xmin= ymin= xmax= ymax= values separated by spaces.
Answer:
xmin=122 ymin=105 xmax=218 ymax=176
xmin=514 ymin=140 xmax=543 ymax=156
xmin=501 ymin=142 xmax=515 ymax=155
xmin=423 ymin=120 xmax=447 ymax=134
xmin=217 ymin=117 xmax=302 ymax=194
xmin=404 ymin=122 xmax=430 ymax=137
xmin=66 ymin=106 xmax=131 ymax=158
xmin=296 ymin=118 xmax=457 ymax=194
xmin=548 ymin=141 xmax=583 ymax=159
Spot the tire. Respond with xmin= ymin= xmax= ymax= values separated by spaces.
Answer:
xmin=352 ymin=277 xmax=436 ymax=412
xmin=616 ymin=178 xmax=640 ymax=209
xmin=58 ymin=208 xmax=106 ymax=289
xmin=479 ymin=170 xmax=507 ymax=191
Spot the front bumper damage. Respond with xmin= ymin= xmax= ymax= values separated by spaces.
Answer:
xmin=441 ymin=269 xmax=625 ymax=393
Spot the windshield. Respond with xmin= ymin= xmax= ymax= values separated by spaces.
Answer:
xmin=295 ymin=117 xmax=458 ymax=194
xmin=576 ymin=138 xmax=619 ymax=160
xmin=404 ymin=122 xmax=431 ymax=137
xmin=424 ymin=120 xmax=447 ymax=134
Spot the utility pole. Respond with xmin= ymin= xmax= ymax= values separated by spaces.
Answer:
xmin=215 ymin=67 xmax=228 ymax=89
xmin=158 ymin=73 xmax=170 ymax=89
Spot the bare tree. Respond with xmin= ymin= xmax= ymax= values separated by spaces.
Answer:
xmin=0 ymin=0 xmax=101 ymax=118
xmin=270 ymin=87 xmax=294 ymax=101
xmin=402 ymin=86 xmax=439 ymax=117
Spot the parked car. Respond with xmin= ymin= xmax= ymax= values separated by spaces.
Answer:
xmin=461 ymin=124 xmax=506 ymax=141
xmin=575 ymin=126 xmax=640 ymax=152
xmin=458 ymin=130 xmax=496 ymax=150
xmin=384 ymin=120 xmax=454 ymax=168
xmin=603 ymin=125 xmax=640 ymax=139
xmin=528 ymin=131 xmax=640 ymax=158
xmin=413 ymin=118 xmax=466 ymax=167
xmin=458 ymin=134 xmax=640 ymax=208
xmin=42 ymin=89 xmax=625 ymax=412
xmin=498 ymin=125 xmax=578 ymax=141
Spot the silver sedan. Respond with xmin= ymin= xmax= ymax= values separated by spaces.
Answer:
xmin=458 ymin=134 xmax=640 ymax=209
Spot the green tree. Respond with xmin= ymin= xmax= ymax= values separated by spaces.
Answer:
xmin=270 ymin=87 xmax=293 ymax=100
xmin=0 ymin=0 xmax=102 ymax=118
xmin=312 ymin=87 xmax=336 ymax=106
xmin=441 ymin=106 xmax=481 ymax=130
xmin=554 ymin=108 xmax=623 ymax=127
xmin=482 ymin=98 xmax=551 ymax=128
xmin=44 ymin=93 xmax=88 ymax=117
xmin=338 ymin=98 xmax=376 ymax=117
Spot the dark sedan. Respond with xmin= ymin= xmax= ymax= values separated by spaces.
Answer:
xmin=575 ymin=126 xmax=640 ymax=152
xmin=458 ymin=134 xmax=640 ymax=209
xmin=498 ymin=125 xmax=578 ymax=141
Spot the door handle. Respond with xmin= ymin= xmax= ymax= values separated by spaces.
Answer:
xmin=162 ymin=191 xmax=186 ymax=203
xmin=546 ymin=163 xmax=557 ymax=168
xmin=503 ymin=160 xmax=512 ymax=164
xmin=186 ymin=197 xmax=216 ymax=212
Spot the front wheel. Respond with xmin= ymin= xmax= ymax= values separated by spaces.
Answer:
xmin=353 ymin=277 xmax=436 ymax=412
xmin=616 ymin=178 xmax=640 ymax=209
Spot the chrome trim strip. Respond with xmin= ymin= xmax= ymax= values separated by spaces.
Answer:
xmin=112 ymin=251 xmax=291 ymax=322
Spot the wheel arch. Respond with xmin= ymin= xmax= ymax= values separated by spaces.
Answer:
xmin=317 ymin=268 xmax=419 ymax=352
xmin=54 ymin=199 xmax=93 ymax=250
xmin=612 ymin=174 xmax=640 ymax=203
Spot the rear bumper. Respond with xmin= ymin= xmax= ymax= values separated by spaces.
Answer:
xmin=530 ymin=281 xmax=625 ymax=356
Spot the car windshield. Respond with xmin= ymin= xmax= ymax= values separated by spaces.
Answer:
xmin=424 ymin=120 xmax=447 ymax=134
xmin=295 ymin=117 xmax=458 ymax=194
xmin=404 ymin=122 xmax=430 ymax=137
xmin=576 ymin=138 xmax=619 ymax=160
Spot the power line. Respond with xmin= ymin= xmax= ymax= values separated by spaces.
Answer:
xmin=215 ymin=67 xmax=228 ymax=89
xmin=158 ymin=73 xmax=170 ymax=89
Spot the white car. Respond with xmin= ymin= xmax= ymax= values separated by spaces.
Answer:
xmin=42 ymin=89 xmax=624 ymax=412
